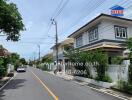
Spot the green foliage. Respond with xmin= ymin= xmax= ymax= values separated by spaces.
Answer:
xmin=29 ymin=61 xmax=34 ymax=66
xmin=111 ymin=56 xmax=122 ymax=65
xmin=0 ymin=0 xmax=25 ymax=41
xmin=126 ymin=38 xmax=132 ymax=83
xmin=128 ymin=64 xmax=132 ymax=83
xmin=41 ymin=54 xmax=53 ymax=63
xmin=117 ymin=80 xmax=132 ymax=93
xmin=0 ymin=58 xmax=6 ymax=77
xmin=14 ymin=60 xmax=20 ymax=70
xmin=65 ymin=49 xmax=109 ymax=80
xmin=20 ymin=58 xmax=27 ymax=65
xmin=6 ymin=53 xmax=20 ymax=70
xmin=126 ymin=38 xmax=132 ymax=52
xmin=126 ymin=38 xmax=132 ymax=59
xmin=95 ymin=74 xmax=112 ymax=83
xmin=37 ymin=64 xmax=50 ymax=71
xmin=92 ymin=49 xmax=108 ymax=81
xmin=64 ymin=44 xmax=73 ymax=51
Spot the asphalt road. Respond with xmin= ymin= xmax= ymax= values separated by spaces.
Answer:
xmin=0 ymin=67 xmax=122 ymax=100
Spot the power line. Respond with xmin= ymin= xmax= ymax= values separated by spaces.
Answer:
xmin=59 ymin=0 xmax=107 ymax=37
xmin=59 ymin=0 xmax=130 ymax=37
xmin=40 ymin=0 xmax=67 ymax=42
xmin=53 ymin=0 xmax=70 ymax=19
xmin=51 ymin=0 xmax=64 ymax=18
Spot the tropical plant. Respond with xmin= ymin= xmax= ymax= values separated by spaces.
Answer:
xmin=128 ymin=60 xmax=132 ymax=83
xmin=0 ymin=0 xmax=25 ymax=41
xmin=41 ymin=53 xmax=53 ymax=63
xmin=111 ymin=56 xmax=122 ymax=65
xmin=6 ymin=53 xmax=21 ymax=70
xmin=20 ymin=58 xmax=27 ymax=65
xmin=92 ymin=49 xmax=108 ymax=81
xmin=65 ymin=49 xmax=109 ymax=79
xmin=0 ymin=58 xmax=6 ymax=77
xmin=117 ymin=80 xmax=132 ymax=93
xmin=126 ymin=38 xmax=132 ymax=83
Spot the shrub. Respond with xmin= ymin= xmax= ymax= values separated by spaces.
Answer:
xmin=111 ymin=56 xmax=122 ymax=64
xmin=95 ymin=74 xmax=112 ymax=83
xmin=37 ymin=64 xmax=50 ymax=71
xmin=102 ymin=74 xmax=112 ymax=83
xmin=41 ymin=65 xmax=48 ymax=71
xmin=0 ymin=58 xmax=6 ymax=78
xmin=128 ymin=59 xmax=132 ymax=83
xmin=93 ymin=49 xmax=108 ymax=81
xmin=117 ymin=80 xmax=132 ymax=93
xmin=0 ymin=66 xmax=6 ymax=78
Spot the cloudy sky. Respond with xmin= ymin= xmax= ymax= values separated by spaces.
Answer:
xmin=0 ymin=0 xmax=132 ymax=60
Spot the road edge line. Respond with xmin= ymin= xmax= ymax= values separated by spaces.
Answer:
xmin=39 ymin=70 xmax=130 ymax=100
xmin=31 ymin=71 xmax=59 ymax=100
xmin=73 ymin=81 xmax=129 ymax=100
xmin=0 ymin=72 xmax=17 ymax=91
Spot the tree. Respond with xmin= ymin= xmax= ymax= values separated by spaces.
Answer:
xmin=126 ymin=38 xmax=132 ymax=59
xmin=7 ymin=53 xmax=20 ymax=70
xmin=0 ymin=57 xmax=6 ymax=78
xmin=41 ymin=54 xmax=53 ymax=63
xmin=20 ymin=58 xmax=27 ymax=65
xmin=126 ymin=38 xmax=132 ymax=83
xmin=65 ymin=49 xmax=109 ymax=80
xmin=65 ymin=49 xmax=92 ymax=77
xmin=92 ymin=49 xmax=108 ymax=81
xmin=0 ymin=0 xmax=25 ymax=41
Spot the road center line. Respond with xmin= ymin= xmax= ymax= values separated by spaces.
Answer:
xmin=31 ymin=71 xmax=59 ymax=100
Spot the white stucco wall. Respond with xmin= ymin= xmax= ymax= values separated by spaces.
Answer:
xmin=100 ymin=19 xmax=132 ymax=41
xmin=74 ymin=19 xmax=132 ymax=48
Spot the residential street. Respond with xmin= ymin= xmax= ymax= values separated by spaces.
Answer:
xmin=0 ymin=67 xmax=122 ymax=100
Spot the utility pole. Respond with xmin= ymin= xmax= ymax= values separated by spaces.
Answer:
xmin=51 ymin=18 xmax=58 ymax=66
xmin=37 ymin=44 xmax=41 ymax=62
xmin=33 ymin=52 xmax=36 ymax=67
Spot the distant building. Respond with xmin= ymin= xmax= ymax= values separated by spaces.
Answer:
xmin=51 ymin=38 xmax=74 ymax=64
xmin=0 ymin=45 xmax=11 ymax=57
xmin=68 ymin=14 xmax=132 ymax=64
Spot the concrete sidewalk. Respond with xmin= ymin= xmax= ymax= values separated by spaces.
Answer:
xmin=48 ymin=71 xmax=73 ymax=80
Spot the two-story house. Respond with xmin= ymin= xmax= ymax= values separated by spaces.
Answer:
xmin=68 ymin=14 xmax=132 ymax=64
xmin=51 ymin=38 xmax=74 ymax=64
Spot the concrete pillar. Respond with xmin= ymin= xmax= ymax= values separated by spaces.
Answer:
xmin=62 ymin=59 xmax=65 ymax=75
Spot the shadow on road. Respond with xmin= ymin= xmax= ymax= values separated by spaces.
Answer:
xmin=0 ymin=79 xmax=26 ymax=100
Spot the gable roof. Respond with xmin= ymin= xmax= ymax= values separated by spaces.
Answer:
xmin=110 ymin=5 xmax=124 ymax=10
xmin=68 ymin=13 xmax=132 ymax=38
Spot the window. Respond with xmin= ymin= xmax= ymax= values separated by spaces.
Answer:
xmin=89 ymin=27 xmax=98 ymax=42
xmin=76 ymin=35 xmax=82 ymax=47
xmin=114 ymin=26 xmax=127 ymax=39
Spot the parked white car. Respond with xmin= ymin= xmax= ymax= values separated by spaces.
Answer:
xmin=17 ymin=67 xmax=26 ymax=72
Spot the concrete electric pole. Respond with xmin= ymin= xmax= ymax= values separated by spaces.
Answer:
xmin=51 ymin=18 xmax=59 ymax=66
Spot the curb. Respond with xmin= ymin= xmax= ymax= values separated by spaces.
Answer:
xmin=0 ymin=73 xmax=17 ymax=91
xmin=73 ymin=81 xmax=131 ymax=100
xmin=44 ymin=71 xmax=131 ymax=100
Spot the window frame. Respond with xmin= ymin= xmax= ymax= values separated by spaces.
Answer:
xmin=75 ymin=35 xmax=83 ymax=47
xmin=89 ymin=27 xmax=98 ymax=42
xmin=114 ymin=25 xmax=127 ymax=39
